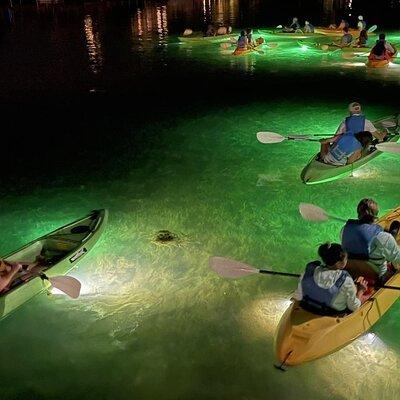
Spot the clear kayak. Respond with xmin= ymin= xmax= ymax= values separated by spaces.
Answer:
xmin=0 ymin=209 xmax=108 ymax=320
xmin=178 ymin=33 xmax=236 ymax=43
xmin=274 ymin=206 xmax=400 ymax=367
xmin=300 ymin=115 xmax=400 ymax=185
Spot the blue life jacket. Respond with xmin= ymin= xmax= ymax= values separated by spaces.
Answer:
xmin=344 ymin=114 xmax=365 ymax=136
xmin=237 ymin=36 xmax=247 ymax=49
xmin=329 ymin=135 xmax=362 ymax=164
xmin=342 ymin=219 xmax=383 ymax=259
xmin=300 ymin=261 xmax=349 ymax=314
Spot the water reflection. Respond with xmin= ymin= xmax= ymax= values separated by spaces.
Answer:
xmin=84 ymin=14 xmax=103 ymax=75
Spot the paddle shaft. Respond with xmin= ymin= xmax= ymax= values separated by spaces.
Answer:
xmin=259 ymin=269 xmax=400 ymax=291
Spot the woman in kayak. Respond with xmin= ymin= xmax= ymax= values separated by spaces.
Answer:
xmin=320 ymin=131 xmax=373 ymax=166
xmin=369 ymin=33 xmax=396 ymax=61
xmin=341 ymin=199 xmax=400 ymax=280
xmin=236 ymin=30 xmax=248 ymax=51
xmin=355 ymin=29 xmax=368 ymax=47
xmin=0 ymin=260 xmax=22 ymax=293
xmin=357 ymin=15 xmax=366 ymax=31
xmin=293 ymin=243 xmax=368 ymax=315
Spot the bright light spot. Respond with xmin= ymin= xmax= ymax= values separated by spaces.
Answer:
xmin=51 ymin=287 xmax=67 ymax=296
xmin=301 ymin=45 xmax=308 ymax=51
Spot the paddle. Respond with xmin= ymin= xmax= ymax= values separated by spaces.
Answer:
xmin=375 ymin=142 xmax=400 ymax=154
xmin=298 ymin=202 xmax=347 ymax=222
xmin=257 ymin=132 xmax=325 ymax=144
xmin=210 ymin=256 xmax=400 ymax=291
xmin=40 ymin=273 xmax=81 ymax=299
xmin=341 ymin=25 xmax=378 ymax=58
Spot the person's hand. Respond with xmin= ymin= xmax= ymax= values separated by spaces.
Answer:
xmin=12 ymin=263 xmax=23 ymax=273
xmin=356 ymin=276 xmax=368 ymax=292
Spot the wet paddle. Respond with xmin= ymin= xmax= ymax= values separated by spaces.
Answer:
xmin=298 ymin=203 xmax=347 ymax=222
xmin=257 ymin=132 xmax=327 ymax=144
xmin=210 ymin=256 xmax=400 ymax=291
xmin=40 ymin=274 xmax=81 ymax=299
xmin=375 ymin=142 xmax=400 ymax=154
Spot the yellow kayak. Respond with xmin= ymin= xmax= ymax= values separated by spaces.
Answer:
xmin=274 ymin=206 xmax=400 ymax=367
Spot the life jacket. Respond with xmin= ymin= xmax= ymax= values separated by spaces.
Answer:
xmin=342 ymin=219 xmax=383 ymax=259
xmin=344 ymin=114 xmax=365 ymax=136
xmin=329 ymin=135 xmax=362 ymax=164
xmin=300 ymin=261 xmax=349 ymax=315
xmin=237 ymin=36 xmax=247 ymax=49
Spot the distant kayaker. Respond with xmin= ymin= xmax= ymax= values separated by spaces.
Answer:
xmin=246 ymin=28 xmax=255 ymax=47
xmin=334 ymin=26 xmax=353 ymax=47
xmin=283 ymin=17 xmax=300 ymax=33
xmin=369 ymin=33 xmax=396 ymax=61
xmin=0 ymin=260 xmax=22 ymax=293
xmin=320 ymin=131 xmax=373 ymax=166
xmin=293 ymin=243 xmax=368 ymax=315
xmin=303 ymin=21 xmax=314 ymax=33
xmin=341 ymin=199 xmax=400 ymax=280
xmin=329 ymin=19 xmax=349 ymax=30
xmin=355 ymin=29 xmax=368 ymax=47
xmin=205 ymin=24 xmax=216 ymax=36
xmin=357 ymin=15 xmax=366 ymax=31
xmin=217 ymin=25 xmax=233 ymax=35
xmin=236 ymin=30 xmax=248 ymax=50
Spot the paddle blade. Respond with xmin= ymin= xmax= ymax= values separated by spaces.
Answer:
xmin=368 ymin=25 xmax=377 ymax=33
xmin=48 ymin=275 xmax=81 ymax=299
xmin=299 ymin=203 xmax=329 ymax=222
xmin=276 ymin=25 xmax=283 ymax=29
xmin=209 ymin=256 xmax=259 ymax=278
xmin=376 ymin=142 xmax=400 ymax=154
xmin=257 ymin=131 xmax=285 ymax=144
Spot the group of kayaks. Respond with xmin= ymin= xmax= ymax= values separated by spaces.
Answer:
xmin=179 ymin=27 xmax=397 ymax=68
xmin=275 ymin=206 xmax=400 ymax=367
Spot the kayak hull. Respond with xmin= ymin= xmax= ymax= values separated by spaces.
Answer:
xmin=315 ymin=28 xmax=376 ymax=38
xmin=0 ymin=209 xmax=108 ymax=320
xmin=258 ymin=29 xmax=323 ymax=40
xmin=366 ymin=58 xmax=391 ymax=68
xmin=274 ymin=207 xmax=400 ymax=366
xmin=300 ymin=115 xmax=400 ymax=185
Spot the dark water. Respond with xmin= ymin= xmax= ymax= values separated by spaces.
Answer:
xmin=0 ymin=1 xmax=400 ymax=400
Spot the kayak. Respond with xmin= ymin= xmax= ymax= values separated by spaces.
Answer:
xmin=0 ymin=209 xmax=108 ymax=320
xmin=178 ymin=33 xmax=236 ymax=43
xmin=321 ymin=45 xmax=370 ymax=53
xmin=366 ymin=58 xmax=391 ymax=68
xmin=274 ymin=206 xmax=400 ymax=367
xmin=315 ymin=28 xmax=377 ymax=37
xmin=258 ymin=29 xmax=323 ymax=40
xmin=300 ymin=115 xmax=400 ymax=185
xmin=233 ymin=43 xmax=262 ymax=56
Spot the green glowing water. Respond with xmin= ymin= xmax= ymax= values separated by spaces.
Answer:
xmin=1 ymin=13 xmax=400 ymax=400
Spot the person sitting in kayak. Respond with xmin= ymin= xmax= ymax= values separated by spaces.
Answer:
xmin=205 ymin=24 xmax=216 ymax=36
xmin=357 ymin=15 xmax=366 ymax=31
xmin=0 ymin=260 xmax=22 ymax=293
xmin=341 ymin=199 xmax=400 ymax=280
xmin=355 ymin=29 xmax=368 ymax=47
xmin=329 ymin=19 xmax=349 ymax=30
xmin=217 ymin=25 xmax=233 ymax=35
xmin=303 ymin=21 xmax=314 ymax=33
xmin=283 ymin=17 xmax=301 ymax=33
xmin=369 ymin=33 xmax=396 ymax=61
xmin=246 ymin=28 xmax=256 ymax=47
xmin=320 ymin=131 xmax=373 ymax=166
xmin=236 ymin=30 xmax=248 ymax=50
xmin=331 ymin=27 xmax=353 ymax=47
xmin=293 ymin=243 xmax=368 ymax=315
xmin=321 ymin=102 xmax=386 ymax=144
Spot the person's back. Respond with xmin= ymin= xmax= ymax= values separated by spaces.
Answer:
xmin=237 ymin=31 xmax=247 ymax=49
xmin=340 ymin=27 xmax=353 ymax=46
xmin=357 ymin=16 xmax=366 ymax=31
xmin=342 ymin=199 xmax=400 ymax=278
xmin=322 ymin=131 xmax=372 ymax=166
xmin=293 ymin=243 xmax=367 ymax=315
xmin=304 ymin=21 xmax=314 ymax=33
xmin=357 ymin=29 xmax=368 ymax=46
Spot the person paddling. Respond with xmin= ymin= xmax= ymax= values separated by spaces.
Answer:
xmin=236 ymin=30 xmax=248 ymax=51
xmin=355 ymin=29 xmax=368 ymax=47
xmin=293 ymin=243 xmax=368 ymax=315
xmin=304 ymin=21 xmax=314 ymax=33
xmin=283 ymin=17 xmax=300 ymax=33
xmin=320 ymin=102 xmax=386 ymax=147
xmin=332 ymin=26 xmax=353 ymax=47
xmin=246 ymin=28 xmax=255 ymax=47
xmin=369 ymin=33 xmax=396 ymax=61
xmin=357 ymin=15 xmax=366 ymax=31
xmin=341 ymin=199 xmax=400 ymax=280
xmin=320 ymin=131 xmax=373 ymax=166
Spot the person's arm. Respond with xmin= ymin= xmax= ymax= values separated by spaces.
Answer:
xmin=385 ymin=42 xmax=395 ymax=54
xmin=365 ymin=120 xmax=386 ymax=141
xmin=335 ymin=121 xmax=346 ymax=136
xmin=292 ymin=274 xmax=304 ymax=301
xmin=343 ymin=276 xmax=365 ymax=311
xmin=375 ymin=233 xmax=400 ymax=268
xmin=346 ymin=149 xmax=362 ymax=164
xmin=0 ymin=263 xmax=22 ymax=292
